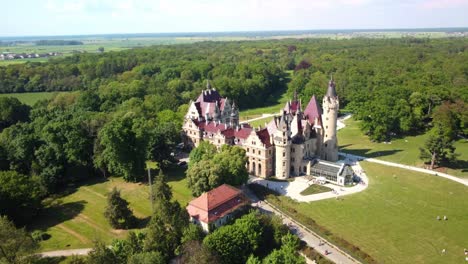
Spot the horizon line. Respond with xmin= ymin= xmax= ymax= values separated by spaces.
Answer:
xmin=1 ymin=26 xmax=468 ymax=39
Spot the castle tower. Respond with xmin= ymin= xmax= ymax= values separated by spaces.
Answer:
xmin=321 ymin=77 xmax=339 ymax=162
xmin=230 ymin=101 xmax=239 ymax=127
xmin=274 ymin=112 xmax=291 ymax=179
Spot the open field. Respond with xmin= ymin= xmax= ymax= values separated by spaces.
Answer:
xmin=338 ymin=117 xmax=468 ymax=178
xmin=30 ymin=166 xmax=192 ymax=251
xmin=267 ymin=162 xmax=468 ymax=264
xmin=0 ymin=92 xmax=62 ymax=105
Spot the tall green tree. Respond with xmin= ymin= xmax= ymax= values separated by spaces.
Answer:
xmin=0 ymin=216 xmax=38 ymax=264
xmin=0 ymin=170 xmax=43 ymax=225
xmin=95 ymin=113 xmax=150 ymax=181
xmin=0 ymin=97 xmax=30 ymax=130
xmin=104 ymin=187 xmax=136 ymax=229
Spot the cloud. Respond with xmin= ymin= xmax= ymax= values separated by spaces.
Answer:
xmin=421 ymin=0 xmax=468 ymax=9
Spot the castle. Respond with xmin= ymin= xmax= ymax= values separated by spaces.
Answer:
xmin=182 ymin=78 xmax=353 ymax=186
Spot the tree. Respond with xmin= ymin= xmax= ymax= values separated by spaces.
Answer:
xmin=188 ymin=141 xmax=217 ymax=165
xmin=180 ymin=240 xmax=220 ymax=264
xmin=262 ymin=234 xmax=305 ymax=264
xmin=0 ymin=97 xmax=30 ymax=130
xmin=203 ymin=211 xmax=262 ymax=264
xmin=181 ymin=223 xmax=205 ymax=244
xmin=127 ymin=251 xmax=165 ymax=264
xmin=98 ymin=47 xmax=105 ymax=53
xmin=144 ymin=170 xmax=189 ymax=261
xmin=419 ymin=125 xmax=456 ymax=170
xmin=246 ymin=255 xmax=262 ymax=264
xmin=186 ymin=159 xmax=222 ymax=196
xmin=187 ymin=143 xmax=248 ymax=196
xmin=87 ymin=240 xmax=118 ymax=264
xmin=95 ymin=113 xmax=150 ymax=181
xmin=0 ymin=216 xmax=38 ymax=264
xmin=104 ymin=187 xmax=136 ymax=229
xmin=0 ymin=171 xmax=43 ymax=225
xmin=213 ymin=145 xmax=249 ymax=186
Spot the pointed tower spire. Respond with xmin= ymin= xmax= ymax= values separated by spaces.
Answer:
xmin=206 ymin=80 xmax=212 ymax=90
xmin=326 ymin=75 xmax=337 ymax=97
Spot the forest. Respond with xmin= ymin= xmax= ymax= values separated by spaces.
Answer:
xmin=0 ymin=38 xmax=466 ymax=227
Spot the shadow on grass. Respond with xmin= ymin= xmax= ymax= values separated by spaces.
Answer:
xmin=441 ymin=159 xmax=468 ymax=173
xmin=31 ymin=200 xmax=87 ymax=232
xmin=135 ymin=216 xmax=152 ymax=229
xmin=340 ymin=147 xmax=403 ymax=159
xmin=53 ymin=176 xmax=109 ymax=198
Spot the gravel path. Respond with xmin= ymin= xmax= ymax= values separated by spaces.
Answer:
xmin=243 ymin=186 xmax=361 ymax=264
xmin=40 ymin=248 xmax=92 ymax=257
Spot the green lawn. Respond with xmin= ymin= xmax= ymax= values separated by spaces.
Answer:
xmin=338 ymin=117 xmax=468 ymax=178
xmin=270 ymin=162 xmax=468 ymax=264
xmin=299 ymin=184 xmax=332 ymax=195
xmin=0 ymin=92 xmax=62 ymax=106
xmin=31 ymin=167 xmax=192 ymax=251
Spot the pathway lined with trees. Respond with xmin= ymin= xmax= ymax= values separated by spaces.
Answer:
xmin=243 ymin=186 xmax=360 ymax=264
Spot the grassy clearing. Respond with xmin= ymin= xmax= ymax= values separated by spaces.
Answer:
xmin=31 ymin=166 xmax=191 ymax=251
xmin=299 ymin=184 xmax=332 ymax=195
xmin=247 ymin=116 xmax=275 ymax=128
xmin=265 ymin=162 xmax=468 ymax=264
xmin=0 ymin=92 xmax=62 ymax=106
xmin=338 ymin=117 xmax=468 ymax=178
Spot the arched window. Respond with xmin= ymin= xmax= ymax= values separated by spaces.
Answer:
xmin=303 ymin=166 xmax=307 ymax=173
xmin=252 ymin=162 xmax=256 ymax=174
xmin=258 ymin=163 xmax=261 ymax=175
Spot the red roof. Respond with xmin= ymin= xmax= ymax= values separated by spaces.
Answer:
xmin=304 ymin=95 xmax=322 ymax=125
xmin=234 ymin=127 xmax=253 ymax=139
xmin=256 ymin=128 xmax=272 ymax=147
xmin=186 ymin=184 xmax=249 ymax=223
xmin=283 ymin=100 xmax=301 ymax=115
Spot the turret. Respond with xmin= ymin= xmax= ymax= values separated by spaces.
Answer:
xmin=321 ymin=76 xmax=339 ymax=162
xmin=213 ymin=102 xmax=221 ymax=122
xmin=274 ymin=112 xmax=291 ymax=179
xmin=230 ymin=101 xmax=239 ymax=127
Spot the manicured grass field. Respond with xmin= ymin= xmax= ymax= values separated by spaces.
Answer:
xmin=31 ymin=167 xmax=192 ymax=251
xmin=0 ymin=92 xmax=61 ymax=106
xmin=299 ymin=184 xmax=332 ymax=195
xmin=338 ymin=117 xmax=468 ymax=178
xmin=272 ymin=162 xmax=468 ymax=264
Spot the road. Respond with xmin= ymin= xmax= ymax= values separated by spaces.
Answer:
xmin=240 ymin=113 xmax=276 ymax=125
xmin=243 ymin=186 xmax=361 ymax=264
xmin=340 ymin=152 xmax=468 ymax=187
xmin=39 ymin=248 xmax=92 ymax=257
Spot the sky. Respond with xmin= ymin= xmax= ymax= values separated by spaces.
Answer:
xmin=2 ymin=0 xmax=468 ymax=36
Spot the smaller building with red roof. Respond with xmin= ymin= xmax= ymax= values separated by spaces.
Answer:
xmin=186 ymin=184 xmax=250 ymax=232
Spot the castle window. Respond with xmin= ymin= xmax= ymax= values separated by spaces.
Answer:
xmin=218 ymin=140 xmax=220 ymax=144
xmin=292 ymin=148 xmax=295 ymax=153
xmin=304 ymin=166 xmax=307 ymax=173
xmin=292 ymin=158 xmax=295 ymax=162
xmin=247 ymin=148 xmax=249 ymax=152
xmin=326 ymin=126 xmax=328 ymax=129
xmin=283 ymin=152 xmax=285 ymax=157
xmin=269 ymin=150 xmax=272 ymax=155
xmin=325 ymin=144 xmax=328 ymax=147
xmin=283 ymin=162 xmax=285 ymax=166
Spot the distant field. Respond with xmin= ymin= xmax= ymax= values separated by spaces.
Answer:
xmin=30 ymin=166 xmax=192 ymax=251
xmin=0 ymin=92 xmax=61 ymax=105
xmin=338 ymin=117 xmax=468 ymax=178
xmin=268 ymin=162 xmax=468 ymax=264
